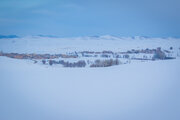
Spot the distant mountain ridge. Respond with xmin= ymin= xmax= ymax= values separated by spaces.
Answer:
xmin=0 ymin=35 xmax=19 ymax=39
xmin=0 ymin=34 xmax=179 ymax=39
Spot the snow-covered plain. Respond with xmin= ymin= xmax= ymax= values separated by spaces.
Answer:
xmin=0 ymin=36 xmax=180 ymax=120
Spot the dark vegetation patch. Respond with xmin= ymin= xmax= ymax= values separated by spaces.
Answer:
xmin=46 ymin=60 xmax=86 ymax=67
xmin=90 ymin=59 xmax=120 ymax=67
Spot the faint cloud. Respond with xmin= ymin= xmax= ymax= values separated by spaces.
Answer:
xmin=31 ymin=9 xmax=58 ymax=16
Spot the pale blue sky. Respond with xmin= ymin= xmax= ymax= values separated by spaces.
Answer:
xmin=0 ymin=0 xmax=180 ymax=37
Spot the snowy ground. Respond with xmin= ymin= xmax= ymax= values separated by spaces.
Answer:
xmin=0 ymin=35 xmax=180 ymax=53
xmin=0 ymin=36 xmax=180 ymax=120
xmin=0 ymin=56 xmax=180 ymax=120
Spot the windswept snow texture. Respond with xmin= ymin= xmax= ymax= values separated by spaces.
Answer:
xmin=0 ymin=36 xmax=180 ymax=120
xmin=0 ymin=35 xmax=180 ymax=53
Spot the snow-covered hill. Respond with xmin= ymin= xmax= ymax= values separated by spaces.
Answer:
xmin=0 ymin=35 xmax=180 ymax=54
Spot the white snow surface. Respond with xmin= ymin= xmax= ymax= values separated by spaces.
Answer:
xmin=0 ymin=56 xmax=180 ymax=120
xmin=0 ymin=35 xmax=180 ymax=53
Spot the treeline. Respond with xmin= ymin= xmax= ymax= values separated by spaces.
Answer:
xmin=43 ymin=60 xmax=86 ymax=67
xmin=42 ymin=59 xmax=121 ymax=68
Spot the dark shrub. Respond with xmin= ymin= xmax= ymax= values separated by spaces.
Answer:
xmin=76 ymin=60 xmax=86 ymax=67
xmin=62 ymin=60 xmax=86 ymax=67
xmin=114 ymin=58 xmax=119 ymax=65
xmin=101 ymin=54 xmax=109 ymax=58
xmin=59 ymin=60 xmax=65 ymax=64
xmin=49 ymin=60 xmax=53 ymax=65
xmin=115 ymin=55 xmax=121 ymax=58
xmin=123 ymin=54 xmax=129 ymax=58
xmin=34 ymin=60 xmax=38 ymax=64
xmin=42 ymin=59 xmax=46 ymax=64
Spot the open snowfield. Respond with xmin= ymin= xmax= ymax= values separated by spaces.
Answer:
xmin=0 ymin=36 xmax=180 ymax=120
xmin=0 ymin=57 xmax=180 ymax=120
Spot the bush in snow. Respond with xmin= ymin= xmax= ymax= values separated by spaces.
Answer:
xmin=34 ymin=60 xmax=38 ymax=64
xmin=76 ymin=60 xmax=86 ymax=67
xmin=42 ymin=59 xmax=46 ymax=64
xmin=59 ymin=60 xmax=65 ymax=64
xmin=123 ymin=54 xmax=129 ymax=59
xmin=101 ymin=54 xmax=109 ymax=58
xmin=49 ymin=60 xmax=53 ymax=66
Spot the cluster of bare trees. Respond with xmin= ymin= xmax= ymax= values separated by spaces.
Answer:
xmin=90 ymin=59 xmax=120 ymax=67
xmin=153 ymin=47 xmax=166 ymax=60
xmin=62 ymin=60 xmax=86 ymax=67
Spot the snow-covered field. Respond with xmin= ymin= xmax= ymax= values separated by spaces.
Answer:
xmin=0 ymin=36 xmax=180 ymax=120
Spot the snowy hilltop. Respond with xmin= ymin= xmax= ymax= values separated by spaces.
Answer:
xmin=0 ymin=35 xmax=180 ymax=53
